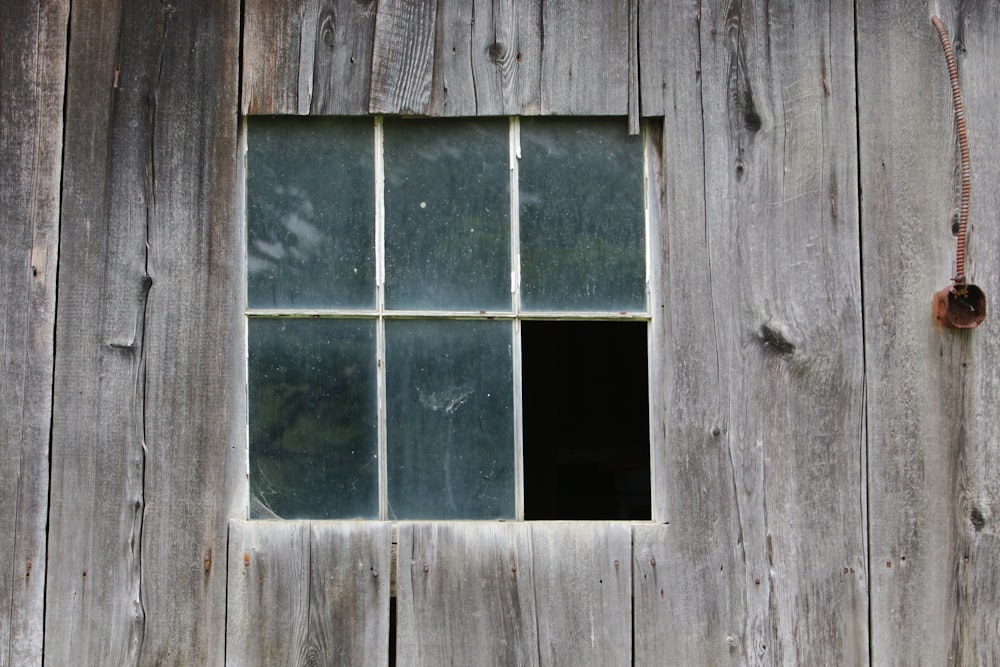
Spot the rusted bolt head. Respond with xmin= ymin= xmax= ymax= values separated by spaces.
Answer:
xmin=934 ymin=283 xmax=986 ymax=328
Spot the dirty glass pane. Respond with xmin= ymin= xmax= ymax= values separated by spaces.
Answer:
xmin=384 ymin=118 xmax=510 ymax=311
xmin=249 ymin=318 xmax=378 ymax=519
xmin=385 ymin=319 xmax=515 ymax=519
xmin=247 ymin=117 xmax=375 ymax=309
xmin=519 ymin=118 xmax=645 ymax=312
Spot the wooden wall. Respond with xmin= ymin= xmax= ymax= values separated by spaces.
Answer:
xmin=0 ymin=2 xmax=67 ymax=664
xmin=0 ymin=0 xmax=998 ymax=664
xmin=860 ymin=2 xmax=1000 ymax=663
xmin=40 ymin=0 xmax=243 ymax=664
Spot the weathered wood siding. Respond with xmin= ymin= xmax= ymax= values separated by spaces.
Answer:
xmin=396 ymin=522 xmax=631 ymax=666
xmin=639 ymin=0 xmax=868 ymax=663
xmin=0 ymin=2 xmax=68 ymax=664
xmin=227 ymin=521 xmax=391 ymax=666
xmin=44 ymin=0 xmax=241 ymax=664
xmin=242 ymin=0 xmax=378 ymax=115
xmin=243 ymin=0 xmax=634 ymax=118
xmin=860 ymin=1 xmax=1000 ymax=664
xmin=1 ymin=0 xmax=999 ymax=664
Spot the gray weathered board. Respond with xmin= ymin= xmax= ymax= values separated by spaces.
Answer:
xmin=395 ymin=522 xmax=632 ymax=666
xmin=44 ymin=0 xmax=242 ymax=664
xmin=226 ymin=521 xmax=391 ymax=666
xmin=859 ymin=1 xmax=1000 ymax=664
xmin=242 ymin=0 xmax=633 ymax=118
xmin=241 ymin=0 xmax=378 ymax=115
xmin=637 ymin=0 xmax=868 ymax=663
xmin=0 ymin=1 xmax=68 ymax=664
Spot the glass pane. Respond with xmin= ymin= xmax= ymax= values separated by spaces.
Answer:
xmin=249 ymin=318 xmax=378 ymax=519
xmin=247 ymin=117 xmax=375 ymax=309
xmin=519 ymin=118 xmax=645 ymax=311
xmin=385 ymin=319 xmax=515 ymax=519
xmin=384 ymin=119 xmax=510 ymax=311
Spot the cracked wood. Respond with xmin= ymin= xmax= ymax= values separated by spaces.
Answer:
xmin=242 ymin=0 xmax=634 ymax=117
xmin=45 ymin=0 xmax=240 ymax=664
xmin=860 ymin=2 xmax=1000 ymax=663
xmin=636 ymin=1 xmax=867 ymax=664
xmin=0 ymin=1 xmax=68 ymax=664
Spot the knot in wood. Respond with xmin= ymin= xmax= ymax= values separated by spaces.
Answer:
xmin=758 ymin=324 xmax=795 ymax=356
xmin=488 ymin=42 xmax=506 ymax=62
xmin=970 ymin=506 xmax=986 ymax=532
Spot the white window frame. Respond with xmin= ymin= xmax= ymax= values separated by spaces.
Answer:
xmin=242 ymin=115 xmax=661 ymax=521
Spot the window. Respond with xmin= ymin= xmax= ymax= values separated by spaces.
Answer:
xmin=246 ymin=117 xmax=651 ymax=520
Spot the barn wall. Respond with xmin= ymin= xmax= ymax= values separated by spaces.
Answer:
xmin=0 ymin=0 xmax=998 ymax=664
xmin=859 ymin=2 xmax=1000 ymax=663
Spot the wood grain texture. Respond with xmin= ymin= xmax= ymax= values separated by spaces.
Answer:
xmin=396 ymin=522 xmax=632 ymax=666
xmin=244 ymin=0 xmax=635 ymax=117
xmin=226 ymin=521 xmax=391 ymax=666
xmin=369 ymin=0 xmax=437 ymax=114
xmin=514 ymin=0 xmax=543 ymax=113
xmin=627 ymin=0 xmax=640 ymax=133
xmin=242 ymin=0 xmax=376 ymax=115
xmin=639 ymin=0 xmax=867 ymax=663
xmin=0 ymin=1 xmax=67 ymax=664
xmin=45 ymin=0 xmax=240 ymax=664
xmin=428 ymin=0 xmax=521 ymax=116
xmin=860 ymin=2 xmax=1000 ymax=663
xmin=638 ymin=0 xmax=696 ymax=117
xmin=538 ymin=0 xmax=629 ymax=115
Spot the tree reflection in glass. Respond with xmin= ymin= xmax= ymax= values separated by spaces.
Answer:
xmin=249 ymin=318 xmax=378 ymax=519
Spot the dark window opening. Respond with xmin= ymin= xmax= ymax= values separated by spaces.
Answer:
xmin=522 ymin=321 xmax=651 ymax=520
xmin=388 ymin=596 xmax=397 ymax=666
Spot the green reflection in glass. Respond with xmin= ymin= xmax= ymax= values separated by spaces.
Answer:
xmin=385 ymin=319 xmax=515 ymax=519
xmin=249 ymin=318 xmax=378 ymax=519
xmin=247 ymin=117 xmax=375 ymax=309
xmin=384 ymin=118 xmax=510 ymax=311
xmin=519 ymin=118 xmax=645 ymax=312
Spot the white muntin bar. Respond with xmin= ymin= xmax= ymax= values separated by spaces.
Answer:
xmin=509 ymin=116 xmax=524 ymax=520
xmin=374 ymin=116 xmax=389 ymax=520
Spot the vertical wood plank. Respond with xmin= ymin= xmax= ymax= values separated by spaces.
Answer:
xmin=486 ymin=0 xmax=523 ymax=115
xmin=538 ymin=0 xmax=629 ymax=115
xmin=45 ymin=0 xmax=240 ymax=663
xmin=226 ymin=521 xmax=391 ymax=666
xmin=515 ymin=0 xmax=543 ymax=114
xmin=395 ymin=522 xmax=537 ymax=666
xmin=632 ymin=524 xmax=671 ymax=662
xmin=0 ymin=1 xmax=68 ymax=664
xmin=948 ymin=4 xmax=1000 ymax=660
xmin=429 ymin=0 xmax=521 ymax=116
xmin=638 ymin=0 xmax=698 ymax=117
xmin=136 ymin=2 xmax=242 ymax=663
xmin=528 ymin=523 xmax=632 ymax=667
xmin=227 ymin=521 xmax=311 ymax=666
xmin=369 ymin=0 xmax=438 ymax=114
xmin=242 ymin=0 xmax=377 ymax=115
xmin=638 ymin=0 xmax=867 ymax=663
xmin=627 ymin=0 xmax=640 ymax=133
xmin=242 ymin=0 xmax=307 ymax=114
xmin=396 ymin=522 xmax=631 ymax=666
xmin=860 ymin=1 xmax=1000 ymax=663
xmin=46 ymin=1 xmax=155 ymax=661
xmin=310 ymin=0 xmax=378 ymax=114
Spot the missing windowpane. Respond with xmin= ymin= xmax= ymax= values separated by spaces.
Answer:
xmin=522 ymin=321 xmax=651 ymax=520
